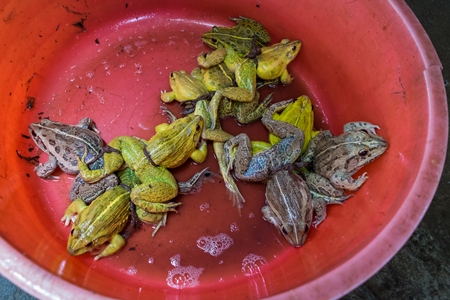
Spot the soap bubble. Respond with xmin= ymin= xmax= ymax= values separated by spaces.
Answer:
xmin=196 ymin=233 xmax=233 ymax=257
xmin=166 ymin=265 xmax=204 ymax=289
xmin=242 ymin=254 xmax=268 ymax=277
xmin=230 ymin=222 xmax=239 ymax=232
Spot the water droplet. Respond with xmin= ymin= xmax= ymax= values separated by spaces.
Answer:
xmin=230 ymin=222 xmax=239 ymax=232
xmin=199 ymin=203 xmax=209 ymax=212
xmin=86 ymin=71 xmax=94 ymax=78
xmin=166 ymin=265 xmax=204 ymax=289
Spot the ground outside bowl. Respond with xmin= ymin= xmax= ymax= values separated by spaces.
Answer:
xmin=0 ymin=0 xmax=447 ymax=299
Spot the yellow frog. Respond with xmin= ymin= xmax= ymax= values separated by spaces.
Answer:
xmin=252 ymin=95 xmax=319 ymax=155
xmin=160 ymin=70 xmax=209 ymax=103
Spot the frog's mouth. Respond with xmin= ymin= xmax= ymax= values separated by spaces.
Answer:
xmin=28 ymin=126 xmax=46 ymax=152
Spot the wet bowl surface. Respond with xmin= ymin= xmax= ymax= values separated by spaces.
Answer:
xmin=0 ymin=0 xmax=447 ymax=299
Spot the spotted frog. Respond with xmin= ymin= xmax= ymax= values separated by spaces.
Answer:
xmin=300 ymin=122 xmax=388 ymax=196
xmin=28 ymin=118 xmax=104 ymax=179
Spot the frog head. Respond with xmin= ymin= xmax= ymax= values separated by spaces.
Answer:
xmin=341 ymin=130 xmax=388 ymax=175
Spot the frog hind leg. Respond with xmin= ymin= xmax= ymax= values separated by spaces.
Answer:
xmin=135 ymin=207 xmax=167 ymax=237
xmin=93 ymin=234 xmax=126 ymax=260
xmin=130 ymin=176 xmax=180 ymax=213
xmin=35 ymin=155 xmax=59 ymax=179
xmin=262 ymin=99 xmax=302 ymax=139
xmin=213 ymin=142 xmax=246 ymax=213
xmin=279 ymin=69 xmax=293 ymax=85
xmin=224 ymin=133 xmax=253 ymax=180
xmin=190 ymin=140 xmax=208 ymax=164
xmin=235 ymin=92 xmax=272 ymax=124
xmin=208 ymin=91 xmax=223 ymax=130
xmin=61 ymin=198 xmax=87 ymax=226
xmin=78 ymin=140 xmax=124 ymax=183
xmin=343 ymin=122 xmax=380 ymax=135
xmin=178 ymin=167 xmax=218 ymax=194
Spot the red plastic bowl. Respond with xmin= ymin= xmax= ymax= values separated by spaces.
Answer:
xmin=0 ymin=0 xmax=447 ymax=299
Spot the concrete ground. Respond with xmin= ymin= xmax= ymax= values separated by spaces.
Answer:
xmin=1 ymin=1 xmax=449 ymax=299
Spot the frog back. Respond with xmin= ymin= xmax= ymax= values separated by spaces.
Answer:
xmin=68 ymin=186 xmax=130 ymax=255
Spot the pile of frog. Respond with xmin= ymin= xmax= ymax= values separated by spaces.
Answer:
xmin=27 ymin=16 xmax=388 ymax=261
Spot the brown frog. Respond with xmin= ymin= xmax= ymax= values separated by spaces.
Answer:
xmin=263 ymin=168 xmax=313 ymax=247
xmin=28 ymin=118 xmax=104 ymax=179
xmin=298 ymin=121 xmax=388 ymax=223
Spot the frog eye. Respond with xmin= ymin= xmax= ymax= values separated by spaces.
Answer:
xmin=196 ymin=124 xmax=201 ymax=132
xmin=359 ymin=149 xmax=369 ymax=157
xmin=281 ymin=227 xmax=288 ymax=235
xmin=291 ymin=45 xmax=297 ymax=52
xmin=170 ymin=72 xmax=174 ymax=78
xmin=211 ymin=37 xmax=218 ymax=43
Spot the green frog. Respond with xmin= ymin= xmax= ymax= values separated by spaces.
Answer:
xmin=77 ymin=115 xmax=204 ymax=222
xmin=120 ymin=166 xmax=217 ymax=235
xmin=191 ymin=62 xmax=235 ymax=92
xmin=160 ymin=70 xmax=209 ymax=103
xmin=144 ymin=112 xmax=207 ymax=168
xmin=224 ymin=99 xmax=304 ymax=182
xmin=201 ymin=16 xmax=270 ymax=57
xmin=197 ymin=39 xmax=301 ymax=119
xmin=62 ymin=184 xmax=131 ymax=260
xmin=28 ymin=118 xmax=104 ymax=179
xmin=186 ymin=61 xmax=271 ymax=129
xmin=256 ymin=39 xmax=301 ymax=85
xmin=301 ymin=122 xmax=388 ymax=195
xmin=62 ymin=166 xmax=216 ymax=259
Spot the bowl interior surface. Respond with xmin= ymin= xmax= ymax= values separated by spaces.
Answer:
xmin=0 ymin=0 xmax=447 ymax=299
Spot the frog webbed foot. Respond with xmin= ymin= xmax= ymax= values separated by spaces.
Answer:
xmin=312 ymin=197 xmax=326 ymax=227
xmin=93 ymin=234 xmax=126 ymax=261
xmin=330 ymin=171 xmax=368 ymax=191
xmin=61 ymin=199 xmax=87 ymax=226
xmin=178 ymin=167 xmax=219 ymax=194
xmin=344 ymin=122 xmax=380 ymax=135
xmin=34 ymin=155 xmax=59 ymax=179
